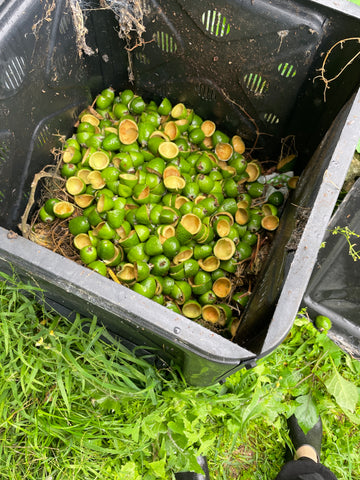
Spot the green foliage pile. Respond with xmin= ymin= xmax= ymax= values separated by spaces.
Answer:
xmin=0 ymin=272 xmax=359 ymax=479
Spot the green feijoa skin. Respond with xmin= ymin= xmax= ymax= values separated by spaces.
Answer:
xmin=158 ymin=97 xmax=172 ymax=116
xmin=199 ymin=196 xmax=219 ymax=216
xmin=196 ymin=174 xmax=214 ymax=194
xmin=144 ymin=236 xmax=163 ymax=256
xmin=97 ymin=194 xmax=114 ymax=213
xmin=236 ymin=241 xmax=253 ymax=261
xmin=209 ymin=170 xmax=223 ymax=182
xmin=127 ymin=243 xmax=150 ymax=263
xmin=134 ymin=224 xmax=151 ymax=243
xmin=183 ymin=182 xmax=200 ymax=201
xmin=223 ymin=178 xmax=239 ymax=198
xmin=162 ymin=276 xmax=175 ymax=296
xmin=61 ymin=163 xmax=77 ymax=178
xmin=134 ymin=204 xmax=151 ymax=226
xmin=186 ymin=151 xmax=202 ymax=168
xmin=145 ymin=172 xmax=162 ymax=190
xmin=164 ymin=300 xmax=181 ymax=314
xmin=80 ymin=245 xmax=98 ymax=265
xmin=262 ymin=203 xmax=278 ymax=217
xmin=129 ymin=96 xmax=146 ymax=114
xmin=149 ymin=204 xmax=163 ymax=224
xmin=191 ymin=205 xmax=207 ymax=220
xmin=113 ymin=102 xmax=129 ymax=119
xmin=189 ymin=114 xmax=203 ymax=131
xmin=152 ymin=294 xmax=165 ymax=305
xmin=97 ymin=239 xmax=116 ymax=260
xmin=193 ymin=270 xmax=212 ymax=287
xmin=147 ymin=136 xmax=165 ymax=156
xmin=229 ymin=154 xmax=247 ymax=175
xmin=175 ymin=137 xmax=191 ymax=157
xmin=100 ymin=119 xmax=113 ymax=129
xmin=150 ymin=254 xmax=171 ymax=276
xmin=96 ymin=93 xmax=113 ymax=110
xmin=146 ymin=156 xmax=166 ymax=175
xmin=218 ymin=198 xmax=238 ymax=216
xmin=195 ymin=154 xmax=213 ymax=174
xmin=87 ymin=207 xmax=102 ymax=226
xmin=238 ymin=193 xmax=252 ymax=207
xmin=137 ymin=122 xmax=155 ymax=146
xmin=39 ymin=206 xmax=55 ymax=223
xmin=193 ymin=243 xmax=213 ymax=260
xmin=101 ymin=87 xmax=115 ymax=102
xmin=105 ymin=209 xmax=125 ymax=229
xmin=247 ymin=181 xmax=265 ymax=198
xmin=132 ymin=276 xmax=157 ymax=299
xmin=140 ymin=111 xmax=161 ymax=127
xmin=88 ymin=260 xmax=107 ymax=276
xmin=134 ymin=261 xmax=150 ymax=282
xmin=242 ymin=231 xmax=258 ymax=246
xmin=233 ymin=223 xmax=247 ymax=238
xmin=171 ymin=280 xmax=192 ymax=304
xmin=236 ymin=171 xmax=250 ymax=184
xmin=101 ymin=167 xmax=120 ymax=185
xmin=232 ymin=290 xmax=251 ymax=308
xmin=106 ymin=180 xmax=120 ymax=194
xmin=68 ymin=216 xmax=90 ymax=236
xmin=179 ymin=201 xmax=194 ymax=216
xmin=112 ymin=197 xmax=127 ymax=210
xmin=197 ymin=290 xmax=217 ymax=305
xmin=96 ymin=221 xmax=116 ymax=240
xmin=77 ymin=122 xmax=95 ymax=134
xmin=120 ymin=89 xmax=134 ymax=105
xmin=113 ymin=152 xmax=134 ymax=172
xmin=125 ymin=209 xmax=137 ymax=226
xmin=162 ymin=236 xmax=181 ymax=259
xmin=227 ymin=226 xmax=240 ymax=244
xmin=247 ymin=214 xmax=262 ymax=233
xmin=159 ymin=207 xmax=179 ymax=225
xmin=129 ymin=151 xmax=145 ymax=171
xmin=44 ymin=198 xmax=60 ymax=216
xmin=315 ymin=315 xmax=332 ymax=332
xmin=102 ymin=133 xmax=121 ymax=151
xmin=220 ymin=257 xmax=237 ymax=274
xmin=212 ymin=129 xmax=230 ymax=146
xmin=211 ymin=268 xmax=227 ymax=282
xmin=64 ymin=138 xmax=81 ymax=151
xmin=189 ymin=127 xmax=205 ymax=145
xmin=147 ymin=100 xmax=159 ymax=112
xmin=85 ymin=134 xmax=104 ymax=150
xmin=268 ymin=191 xmax=285 ymax=206
xmin=183 ymin=258 xmax=200 ymax=278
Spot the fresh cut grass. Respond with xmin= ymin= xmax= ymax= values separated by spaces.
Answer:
xmin=0 ymin=272 xmax=359 ymax=479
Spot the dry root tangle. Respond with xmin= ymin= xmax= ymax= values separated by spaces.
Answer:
xmin=314 ymin=37 xmax=360 ymax=101
xmin=20 ymin=149 xmax=79 ymax=262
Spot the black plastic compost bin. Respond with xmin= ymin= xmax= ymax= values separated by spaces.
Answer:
xmin=0 ymin=0 xmax=359 ymax=385
xmin=303 ymin=176 xmax=360 ymax=360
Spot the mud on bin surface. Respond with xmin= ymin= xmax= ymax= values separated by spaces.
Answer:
xmin=0 ymin=0 xmax=359 ymax=385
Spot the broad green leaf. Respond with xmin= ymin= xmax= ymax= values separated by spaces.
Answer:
xmin=148 ymin=458 xmax=166 ymax=478
xmin=325 ymin=370 xmax=358 ymax=413
xmin=294 ymin=394 xmax=319 ymax=434
xmin=119 ymin=461 xmax=142 ymax=480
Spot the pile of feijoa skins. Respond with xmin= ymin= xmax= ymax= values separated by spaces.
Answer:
xmin=38 ymin=87 xmax=296 ymax=336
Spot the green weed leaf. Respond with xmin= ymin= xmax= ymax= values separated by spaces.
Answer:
xmin=294 ymin=394 xmax=319 ymax=434
xmin=324 ymin=366 xmax=358 ymax=413
xmin=148 ymin=458 xmax=166 ymax=478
